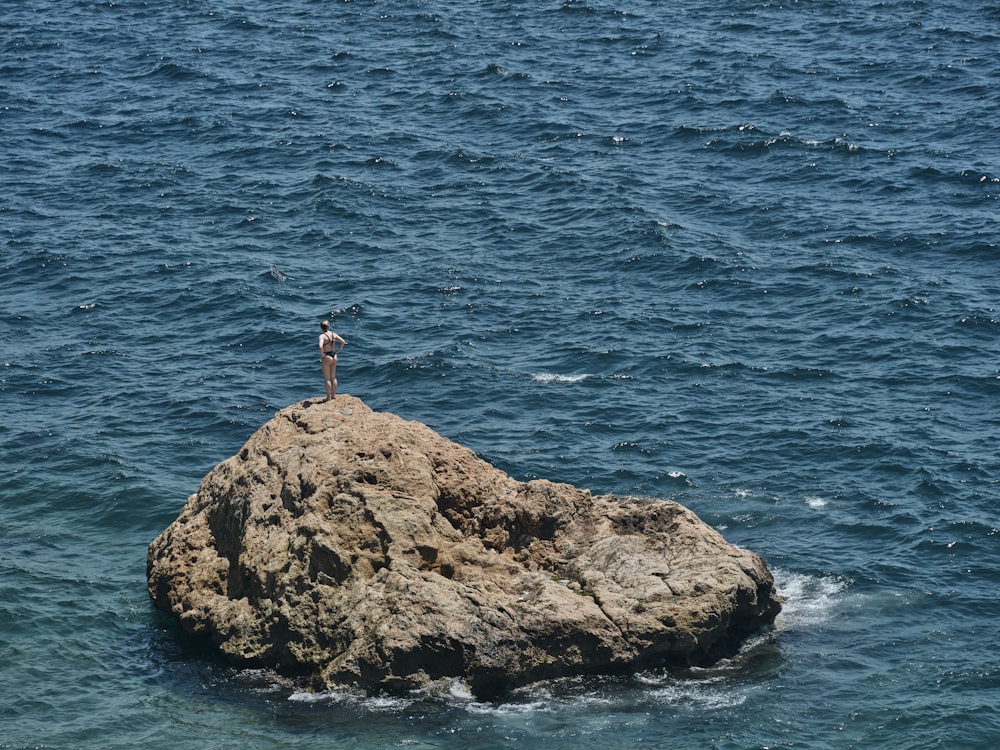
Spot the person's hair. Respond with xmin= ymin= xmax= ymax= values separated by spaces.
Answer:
xmin=320 ymin=320 xmax=330 ymax=331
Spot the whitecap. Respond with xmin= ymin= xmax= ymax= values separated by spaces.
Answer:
xmin=287 ymin=688 xmax=415 ymax=712
xmin=267 ymin=266 xmax=289 ymax=282
xmin=638 ymin=672 xmax=747 ymax=710
xmin=448 ymin=680 xmax=475 ymax=701
xmin=649 ymin=682 xmax=747 ymax=710
xmin=804 ymin=495 xmax=828 ymax=509
xmin=288 ymin=689 xmax=333 ymax=703
xmin=464 ymin=696 xmax=553 ymax=715
xmin=772 ymin=569 xmax=848 ymax=629
xmin=531 ymin=372 xmax=592 ymax=383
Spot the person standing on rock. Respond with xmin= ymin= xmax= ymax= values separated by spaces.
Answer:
xmin=318 ymin=320 xmax=346 ymax=402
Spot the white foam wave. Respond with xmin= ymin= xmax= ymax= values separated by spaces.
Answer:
xmin=649 ymin=682 xmax=747 ymax=710
xmin=531 ymin=372 xmax=593 ymax=383
xmin=464 ymin=683 xmax=615 ymax=716
xmin=463 ymin=694 xmax=554 ymax=715
xmin=773 ymin=568 xmax=848 ymax=629
xmin=287 ymin=687 xmax=414 ymax=712
xmin=287 ymin=689 xmax=332 ymax=703
xmin=636 ymin=672 xmax=746 ymax=709
xmin=288 ymin=676 xmax=479 ymax=711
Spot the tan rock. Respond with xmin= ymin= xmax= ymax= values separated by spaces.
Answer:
xmin=147 ymin=395 xmax=781 ymax=697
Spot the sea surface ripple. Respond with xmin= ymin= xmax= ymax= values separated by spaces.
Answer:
xmin=2 ymin=0 xmax=999 ymax=748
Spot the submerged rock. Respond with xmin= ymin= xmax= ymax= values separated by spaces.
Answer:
xmin=147 ymin=395 xmax=781 ymax=697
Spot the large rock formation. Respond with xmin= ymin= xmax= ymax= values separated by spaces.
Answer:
xmin=147 ymin=395 xmax=781 ymax=697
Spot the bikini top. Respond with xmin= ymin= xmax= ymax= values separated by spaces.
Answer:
xmin=322 ymin=332 xmax=337 ymax=355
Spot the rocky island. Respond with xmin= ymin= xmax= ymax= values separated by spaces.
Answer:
xmin=147 ymin=395 xmax=781 ymax=697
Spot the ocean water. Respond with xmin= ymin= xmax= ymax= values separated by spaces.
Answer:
xmin=2 ymin=0 xmax=999 ymax=747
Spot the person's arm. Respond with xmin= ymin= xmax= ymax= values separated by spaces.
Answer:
xmin=334 ymin=333 xmax=346 ymax=354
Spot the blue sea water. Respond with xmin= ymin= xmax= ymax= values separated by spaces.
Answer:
xmin=2 ymin=0 xmax=999 ymax=747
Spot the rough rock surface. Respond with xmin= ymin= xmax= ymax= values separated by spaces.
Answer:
xmin=147 ymin=395 xmax=781 ymax=697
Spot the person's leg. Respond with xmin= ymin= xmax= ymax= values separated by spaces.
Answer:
xmin=322 ymin=357 xmax=335 ymax=400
